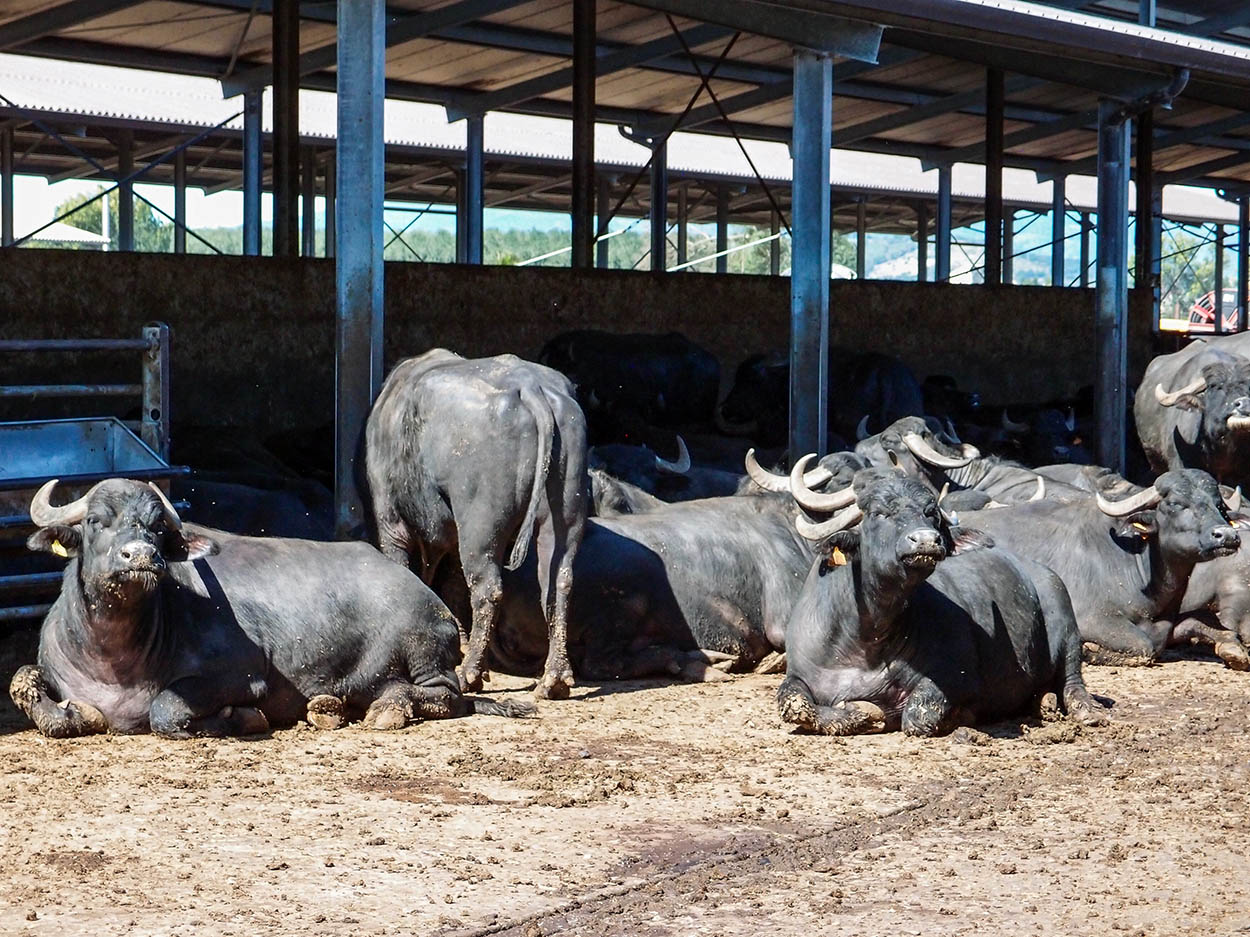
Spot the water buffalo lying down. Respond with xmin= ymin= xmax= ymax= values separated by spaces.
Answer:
xmin=856 ymin=416 xmax=1085 ymax=511
xmin=777 ymin=468 xmax=1107 ymax=736
xmin=589 ymin=440 xmax=744 ymax=503
xmin=10 ymin=479 xmax=531 ymax=738
xmin=488 ymin=453 xmax=869 ymax=681
xmin=365 ymin=349 xmax=588 ymax=700
xmin=961 ymin=469 xmax=1244 ymax=667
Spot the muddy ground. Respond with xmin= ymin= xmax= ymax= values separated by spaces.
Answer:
xmin=1 ymin=624 xmax=1248 ymax=937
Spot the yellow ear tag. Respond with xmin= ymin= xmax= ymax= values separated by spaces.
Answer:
xmin=51 ymin=539 xmax=69 ymax=558
xmin=1131 ymin=522 xmax=1150 ymax=532
xmin=830 ymin=547 xmax=848 ymax=566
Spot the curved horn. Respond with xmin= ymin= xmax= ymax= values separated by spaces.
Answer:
xmin=1224 ymin=485 xmax=1242 ymax=514
xmin=655 ymin=436 xmax=691 ymax=475
xmin=1001 ymin=409 xmax=1030 ymax=434
xmin=147 ymin=482 xmax=183 ymax=530
xmin=788 ymin=454 xmax=858 ymax=512
xmin=1155 ymin=376 xmax=1207 ymax=407
xmin=794 ymin=504 xmax=864 ymax=541
xmin=744 ymin=448 xmax=791 ymax=493
xmin=28 ymin=479 xmax=91 ymax=528
xmin=1065 ymin=407 xmax=1077 ymax=432
xmin=960 ymin=442 xmax=981 ymax=460
xmin=901 ymin=432 xmax=974 ymax=469
xmin=856 ymin=414 xmax=871 ymax=441
xmin=943 ymin=418 xmax=962 ymax=445
xmin=938 ymin=482 xmax=950 ymax=504
xmin=1029 ymin=475 xmax=1046 ymax=502
xmin=1096 ymin=485 xmax=1161 ymax=517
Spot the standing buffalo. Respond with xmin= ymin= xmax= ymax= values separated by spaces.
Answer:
xmin=365 ymin=350 xmax=588 ymax=699
xmin=1135 ymin=342 xmax=1250 ymax=485
xmin=777 ymin=468 xmax=1105 ymax=736
xmin=961 ymin=470 xmax=1242 ymax=666
xmin=11 ymin=479 xmax=530 ymax=738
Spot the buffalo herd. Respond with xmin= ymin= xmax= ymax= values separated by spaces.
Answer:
xmin=12 ymin=329 xmax=1250 ymax=739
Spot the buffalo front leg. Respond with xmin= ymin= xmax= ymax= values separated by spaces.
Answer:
xmin=9 ymin=665 xmax=107 ymax=738
xmin=777 ymin=676 xmax=887 ymax=736
xmin=1172 ymin=617 xmax=1250 ymax=671
xmin=900 ymin=679 xmax=965 ymax=737
xmin=1080 ymin=616 xmax=1159 ymax=666
xmin=459 ymin=561 xmax=504 ymax=693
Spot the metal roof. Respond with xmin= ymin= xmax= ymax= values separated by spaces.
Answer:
xmin=0 ymin=0 xmax=1246 ymax=195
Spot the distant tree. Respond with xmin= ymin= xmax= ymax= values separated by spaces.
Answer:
xmin=51 ymin=186 xmax=172 ymax=252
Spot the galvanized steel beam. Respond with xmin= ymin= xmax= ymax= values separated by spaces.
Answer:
xmin=1238 ymin=196 xmax=1248 ymax=332
xmin=789 ymin=50 xmax=832 ymax=460
xmin=173 ymin=149 xmax=186 ymax=254
xmin=0 ymin=0 xmax=145 ymax=51
xmin=242 ymin=89 xmax=262 ymax=256
xmin=302 ymin=144 xmax=317 ymax=256
xmin=650 ymin=140 xmax=668 ymax=272
xmin=935 ymin=164 xmax=952 ymax=283
xmin=855 ymin=198 xmax=866 ymax=279
xmin=1 ymin=125 xmax=12 ymax=247
xmin=272 ymin=0 xmax=299 ymax=258
xmin=596 ymin=174 xmax=612 ymax=268
xmin=1095 ymin=99 xmax=1131 ymax=473
xmin=116 ymin=128 xmax=133 ymax=251
xmin=916 ymin=200 xmax=928 ymax=282
xmin=715 ymin=183 xmax=728 ymax=274
xmin=985 ymin=68 xmax=1004 ymax=286
xmin=570 ymin=0 xmax=594 ymax=270
xmin=463 ymin=114 xmax=484 ymax=264
xmin=1051 ymin=176 xmax=1065 ymax=286
xmin=334 ymin=0 xmax=386 ymax=537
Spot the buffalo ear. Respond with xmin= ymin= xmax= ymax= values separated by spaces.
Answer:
xmin=166 ymin=530 xmax=220 ymax=562
xmin=950 ymin=527 xmax=994 ymax=554
xmin=1169 ymin=393 xmax=1204 ymax=412
xmin=1112 ymin=511 xmax=1157 ymax=541
xmin=27 ymin=526 xmax=80 ymax=558
xmin=820 ymin=530 xmax=860 ymax=571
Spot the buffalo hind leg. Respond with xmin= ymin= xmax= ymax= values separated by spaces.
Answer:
xmin=777 ymin=676 xmax=887 ymax=736
xmin=9 ymin=665 xmax=107 ymax=738
xmin=459 ymin=560 xmax=504 ymax=692
xmin=361 ymin=679 xmax=535 ymax=729
xmin=149 ymin=676 xmax=270 ymax=739
xmin=1172 ymin=617 xmax=1250 ymax=671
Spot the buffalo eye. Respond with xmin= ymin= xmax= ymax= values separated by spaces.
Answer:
xmin=86 ymin=515 xmax=103 ymax=528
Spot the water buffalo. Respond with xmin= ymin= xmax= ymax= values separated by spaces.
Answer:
xmin=365 ymin=349 xmax=588 ymax=700
xmin=589 ymin=441 xmax=744 ymax=503
xmin=1135 ymin=343 xmax=1250 ymax=485
xmin=961 ymin=469 xmax=1242 ymax=666
xmin=777 ymin=468 xmax=1105 ymax=736
xmin=537 ymin=330 xmax=720 ymax=439
xmin=10 ymin=479 xmax=530 ymax=738
xmin=717 ymin=349 xmax=922 ymax=447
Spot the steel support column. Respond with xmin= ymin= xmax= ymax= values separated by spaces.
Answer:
xmin=242 ymin=89 xmax=262 ymax=256
xmin=272 ymin=0 xmax=299 ymax=258
xmin=1080 ymin=212 xmax=1091 ymax=288
xmin=1135 ymin=110 xmax=1161 ymax=323
xmin=1215 ymin=224 xmax=1226 ymax=331
xmin=173 ymin=150 xmax=186 ymax=254
xmin=650 ymin=139 xmax=667 ymax=272
xmin=1003 ymin=209 xmax=1014 ymax=284
xmin=1 ymin=125 xmax=13 ymax=247
xmin=676 ymin=185 xmax=688 ymax=268
xmin=1051 ymin=177 xmax=1065 ymax=286
xmin=769 ymin=207 xmax=780 ymax=276
xmin=596 ymin=173 xmax=611 ymax=268
xmin=855 ymin=198 xmax=866 ymax=279
xmin=463 ymin=115 xmax=484 ymax=264
xmin=985 ymin=68 xmax=1004 ymax=286
xmin=789 ymin=49 xmax=832 ymax=459
xmin=935 ymin=164 xmax=952 ymax=283
xmin=570 ymin=0 xmax=595 ymax=269
xmin=1239 ymin=196 xmax=1249 ymax=332
xmin=324 ymin=153 xmax=336 ymax=258
xmin=916 ymin=199 xmax=929 ymax=283
xmin=334 ymin=0 xmax=386 ymax=537
xmin=301 ymin=144 xmax=316 ymax=257
xmin=117 ymin=129 xmax=133 ymax=251
xmin=1095 ymin=100 xmax=1131 ymax=473
xmin=715 ymin=182 xmax=728 ymax=274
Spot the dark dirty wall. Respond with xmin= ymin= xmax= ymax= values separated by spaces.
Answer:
xmin=0 ymin=250 xmax=1155 ymax=432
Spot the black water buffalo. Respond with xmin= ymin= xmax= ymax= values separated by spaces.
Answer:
xmin=777 ymin=468 xmax=1105 ymax=736
xmin=172 ymin=476 xmax=333 ymax=540
xmin=491 ymin=452 xmax=869 ymax=680
xmin=10 ymin=479 xmax=530 ymax=738
xmin=589 ymin=441 xmax=743 ymax=503
xmin=589 ymin=469 xmax=667 ymax=516
xmin=1135 ymin=343 xmax=1250 ymax=485
xmin=538 ymin=330 xmax=720 ymax=438
xmin=855 ymin=416 xmax=1080 ymax=512
xmin=365 ymin=350 xmax=588 ymax=699
xmin=717 ymin=349 xmax=922 ymax=447
xmin=999 ymin=406 xmax=1092 ymax=466
xmin=962 ymin=470 xmax=1242 ymax=666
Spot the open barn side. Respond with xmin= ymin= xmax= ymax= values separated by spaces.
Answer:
xmin=0 ymin=250 xmax=1154 ymax=434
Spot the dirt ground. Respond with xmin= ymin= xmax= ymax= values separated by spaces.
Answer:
xmin=2 ymin=624 xmax=1249 ymax=937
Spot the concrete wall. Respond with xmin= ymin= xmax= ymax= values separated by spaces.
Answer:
xmin=0 ymin=250 xmax=1155 ymax=432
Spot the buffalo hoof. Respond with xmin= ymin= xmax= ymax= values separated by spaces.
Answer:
xmin=1081 ymin=642 xmax=1155 ymax=667
xmin=306 ymin=695 xmax=346 ymax=730
xmin=363 ymin=699 xmax=412 ymax=731
xmin=534 ymin=676 xmax=572 ymax=701
xmin=222 ymin=706 xmax=270 ymax=736
xmin=1214 ymin=641 xmax=1250 ymax=671
xmin=459 ymin=667 xmax=485 ymax=693
xmin=1035 ymin=692 xmax=1061 ymax=722
xmin=58 ymin=699 xmax=109 ymax=735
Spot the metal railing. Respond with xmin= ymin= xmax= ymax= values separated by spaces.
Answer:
xmin=0 ymin=322 xmax=171 ymax=461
